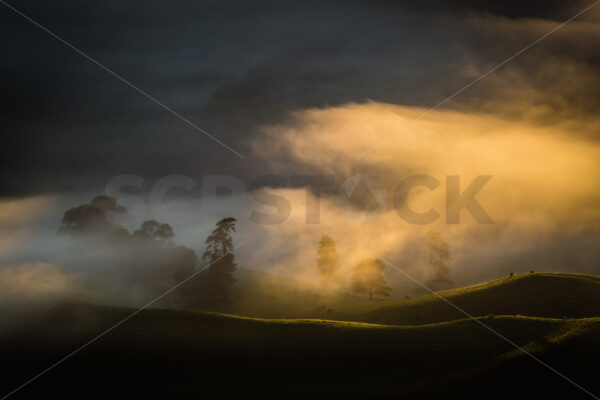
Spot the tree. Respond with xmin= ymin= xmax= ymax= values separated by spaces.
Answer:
xmin=352 ymin=258 xmax=391 ymax=300
xmin=132 ymin=219 xmax=175 ymax=247
xmin=202 ymin=217 xmax=237 ymax=300
xmin=89 ymin=195 xmax=125 ymax=214
xmin=57 ymin=196 xmax=125 ymax=236
xmin=426 ymin=231 xmax=452 ymax=290
xmin=57 ymin=196 xmax=197 ymax=306
xmin=317 ymin=235 xmax=338 ymax=287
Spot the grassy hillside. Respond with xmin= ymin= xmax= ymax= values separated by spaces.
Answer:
xmin=213 ymin=268 xmax=329 ymax=317
xmin=2 ymin=302 xmax=600 ymax=399
xmin=342 ymin=272 xmax=600 ymax=324
xmin=194 ymin=271 xmax=600 ymax=324
xmin=189 ymin=267 xmax=385 ymax=318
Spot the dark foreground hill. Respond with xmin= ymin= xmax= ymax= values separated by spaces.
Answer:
xmin=1 ymin=301 xmax=600 ymax=399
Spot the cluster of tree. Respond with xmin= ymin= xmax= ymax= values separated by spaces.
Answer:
xmin=58 ymin=196 xmax=238 ymax=305
xmin=316 ymin=231 xmax=452 ymax=300
xmin=58 ymin=195 xmax=127 ymax=236
xmin=59 ymin=196 xmax=451 ymax=306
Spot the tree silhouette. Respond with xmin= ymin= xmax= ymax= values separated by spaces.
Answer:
xmin=132 ymin=220 xmax=175 ymax=247
xmin=352 ymin=258 xmax=391 ymax=300
xmin=202 ymin=217 xmax=237 ymax=300
xmin=57 ymin=195 xmax=126 ymax=236
xmin=317 ymin=234 xmax=338 ymax=287
xmin=57 ymin=196 xmax=197 ymax=306
xmin=426 ymin=231 xmax=452 ymax=290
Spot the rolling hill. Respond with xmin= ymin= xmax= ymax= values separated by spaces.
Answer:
xmin=1 ymin=302 xmax=600 ymax=398
xmin=345 ymin=272 xmax=600 ymax=324
xmin=190 ymin=271 xmax=600 ymax=324
xmin=1 ymin=272 xmax=600 ymax=399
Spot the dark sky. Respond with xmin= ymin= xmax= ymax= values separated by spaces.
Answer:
xmin=1 ymin=0 xmax=599 ymax=196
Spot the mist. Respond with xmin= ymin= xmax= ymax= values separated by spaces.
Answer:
xmin=1 ymin=0 xmax=600 ymax=312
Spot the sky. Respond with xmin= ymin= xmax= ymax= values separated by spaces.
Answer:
xmin=1 ymin=0 xmax=600 ymax=300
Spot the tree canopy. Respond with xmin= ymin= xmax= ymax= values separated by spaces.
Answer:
xmin=317 ymin=234 xmax=338 ymax=286
xmin=426 ymin=231 xmax=452 ymax=290
xmin=202 ymin=217 xmax=238 ymax=300
xmin=352 ymin=258 xmax=391 ymax=300
xmin=132 ymin=219 xmax=175 ymax=247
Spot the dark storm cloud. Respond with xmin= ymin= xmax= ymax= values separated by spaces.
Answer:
xmin=1 ymin=0 xmax=599 ymax=196
xmin=371 ymin=0 xmax=581 ymax=20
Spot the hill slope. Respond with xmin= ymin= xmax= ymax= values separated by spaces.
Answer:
xmin=188 ymin=272 xmax=600 ymax=323
xmin=2 ymin=302 xmax=600 ymax=399
xmin=185 ymin=267 xmax=384 ymax=318
xmin=345 ymin=273 xmax=600 ymax=324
